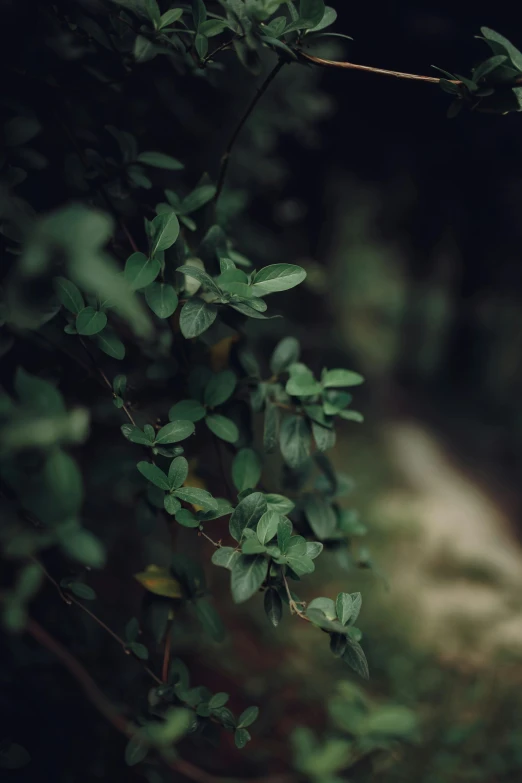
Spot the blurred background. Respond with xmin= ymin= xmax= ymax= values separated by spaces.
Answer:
xmin=3 ymin=1 xmax=522 ymax=781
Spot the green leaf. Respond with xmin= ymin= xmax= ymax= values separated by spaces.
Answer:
xmin=43 ymin=448 xmax=83 ymax=519
xmin=279 ymin=415 xmax=311 ymax=468
xmin=211 ymin=547 xmax=240 ymax=570
xmin=307 ymin=4 xmax=336 ymax=32
xmin=127 ymin=641 xmax=148 ymax=660
xmin=121 ymin=424 xmax=153 ymax=445
xmin=232 ymin=448 xmax=262 ymax=491
xmin=145 ymin=283 xmax=178 ymax=318
xmin=76 ymin=307 xmax=107 ymax=336
xmin=342 ymin=639 xmax=369 ymax=680
xmin=307 ymin=597 xmax=337 ymax=620
xmin=256 ymin=510 xmax=280 ymax=545
xmin=242 ymin=539 xmax=267 ymax=555
xmin=124 ymin=735 xmax=149 ymax=767
xmin=137 ymin=151 xmax=184 ymax=170
xmin=67 ymin=582 xmax=96 ymax=600
xmin=195 ymin=33 xmax=208 ymax=58
xmin=234 ymin=728 xmax=251 ymax=749
xmin=286 ymin=367 xmax=322 ymax=397
xmin=180 ymin=185 xmax=216 ymax=214
xmin=192 ymin=0 xmax=207 ymax=28
xmin=312 ymin=420 xmax=336 ymax=452
xmin=322 ymin=389 xmax=352 ymax=415
xmin=263 ymin=400 xmax=280 ymax=454
xmin=338 ymin=410 xmax=364 ymax=423
xmin=481 ymin=27 xmax=522 ymax=71
xmin=330 ymin=632 xmax=347 ymax=658
xmin=137 ymin=461 xmax=170 ymax=490
xmin=164 ymin=494 xmax=182 ymax=515
xmin=96 ymin=330 xmax=125 ymax=360
xmin=125 ymin=617 xmax=139 ymax=643
xmin=348 ymin=592 xmax=362 ymax=625
xmin=335 ymin=592 xmax=353 ymax=626
xmin=113 ymin=374 xmax=126 ymax=396
xmin=231 ymin=555 xmax=268 ymax=603
xmin=145 ymin=0 xmax=161 ymax=25
xmin=150 ymin=212 xmax=180 ymax=254
xmin=168 ymin=456 xmax=189 ymax=489
xmin=204 ymin=370 xmax=237 ymax=407
xmin=209 ymin=692 xmax=229 ymax=709
xmin=199 ymin=19 xmax=228 ymax=36
xmin=277 ymin=517 xmax=293 ymax=552
xmin=4 ymin=116 xmax=41 ymax=147
xmin=54 ymin=277 xmax=85 ymax=314
xmin=252 ymin=264 xmax=306 ymax=296
xmin=176 ymin=264 xmax=221 ymax=295
xmin=169 ymin=400 xmax=206 ymax=422
xmin=160 ymin=8 xmax=183 ymax=27
xmin=306 ymin=541 xmax=323 ymax=560
xmin=175 ymin=508 xmax=200 ymax=527
xmin=238 ymin=706 xmax=259 ymax=729
xmin=264 ymin=587 xmax=283 ymax=627
xmin=179 ymin=298 xmax=218 ymax=338
xmin=174 ymin=486 xmax=218 ymax=511
xmin=265 ymin=493 xmax=295 ymax=515
xmin=322 ymin=369 xmax=364 ymax=388
xmin=270 ymin=336 xmax=300 ymax=374
xmin=194 ymin=597 xmax=225 ymax=642
xmin=61 ymin=529 xmax=105 ymax=568
xmin=124 ymin=251 xmax=161 ymax=290
xmin=205 ymin=413 xmax=238 ymax=443
xmin=156 ymin=420 xmax=195 ymax=444
xmin=303 ymin=494 xmax=337 ymax=540
xmin=299 ymin=0 xmax=325 ymax=26
xmin=229 ymin=491 xmax=267 ymax=542
xmin=286 ymin=553 xmax=315 ymax=576
xmin=15 ymin=367 xmax=65 ymax=415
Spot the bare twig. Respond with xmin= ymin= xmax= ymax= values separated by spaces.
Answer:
xmin=215 ymin=59 xmax=285 ymax=204
xmin=297 ymin=51 xmax=457 ymax=83
xmin=78 ymin=337 xmax=138 ymax=426
xmin=27 ymin=618 xmax=135 ymax=736
xmin=282 ymin=572 xmax=309 ymax=622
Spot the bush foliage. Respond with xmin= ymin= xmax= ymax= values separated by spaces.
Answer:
xmin=1 ymin=0 xmax=521 ymax=779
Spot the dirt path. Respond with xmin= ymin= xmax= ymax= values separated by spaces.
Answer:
xmin=364 ymin=420 xmax=522 ymax=661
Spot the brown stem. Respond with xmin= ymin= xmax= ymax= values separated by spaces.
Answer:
xmin=282 ymin=572 xmax=309 ymax=622
xmin=162 ymin=614 xmax=173 ymax=683
xmin=298 ymin=51 xmax=457 ymax=83
xmin=78 ymin=337 xmax=138 ymax=426
xmin=214 ymin=59 xmax=285 ymax=204
xmin=27 ymin=618 xmax=135 ymax=736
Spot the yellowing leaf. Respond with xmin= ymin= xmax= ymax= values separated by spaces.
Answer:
xmin=209 ymin=335 xmax=239 ymax=372
xmin=134 ymin=565 xmax=182 ymax=598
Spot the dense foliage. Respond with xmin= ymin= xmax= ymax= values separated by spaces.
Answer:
xmin=1 ymin=1 xmax=522 ymax=779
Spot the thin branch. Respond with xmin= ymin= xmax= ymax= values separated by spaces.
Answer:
xmin=214 ymin=59 xmax=285 ymax=204
xmin=26 ymin=615 xmax=295 ymax=783
xmin=282 ymin=572 xmax=309 ymax=622
xmin=297 ymin=51 xmax=456 ymax=83
xmin=78 ymin=337 xmax=138 ymax=426
xmin=26 ymin=618 xmax=135 ymax=736
xmin=162 ymin=614 xmax=173 ymax=683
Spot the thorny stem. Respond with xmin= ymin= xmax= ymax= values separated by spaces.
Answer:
xmin=214 ymin=59 xmax=285 ymax=204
